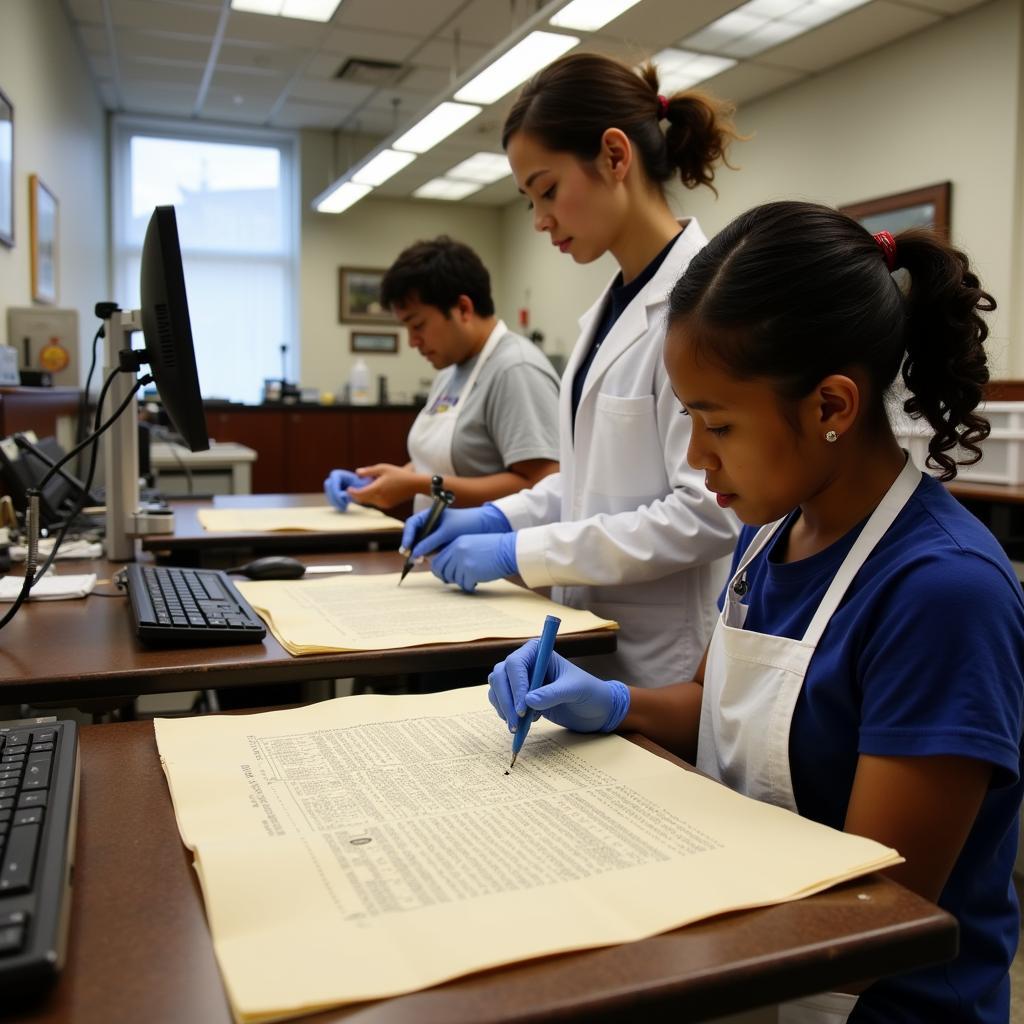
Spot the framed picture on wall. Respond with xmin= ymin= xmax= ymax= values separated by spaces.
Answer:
xmin=339 ymin=267 xmax=390 ymax=323
xmin=351 ymin=330 xmax=399 ymax=354
xmin=29 ymin=174 xmax=58 ymax=304
xmin=839 ymin=182 xmax=951 ymax=239
xmin=0 ymin=88 xmax=13 ymax=248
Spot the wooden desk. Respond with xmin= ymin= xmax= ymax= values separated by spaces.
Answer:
xmin=142 ymin=493 xmax=403 ymax=564
xmin=18 ymin=721 xmax=956 ymax=1024
xmin=0 ymin=552 xmax=616 ymax=704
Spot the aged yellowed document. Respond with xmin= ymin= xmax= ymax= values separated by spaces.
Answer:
xmin=155 ymin=686 xmax=901 ymax=1024
xmin=234 ymin=573 xmax=617 ymax=654
xmin=197 ymin=504 xmax=403 ymax=533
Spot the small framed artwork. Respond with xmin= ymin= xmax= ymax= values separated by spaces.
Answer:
xmin=29 ymin=174 xmax=58 ymax=304
xmin=0 ymin=88 xmax=13 ymax=248
xmin=351 ymin=330 xmax=399 ymax=354
xmin=339 ymin=266 xmax=390 ymax=323
xmin=839 ymin=182 xmax=951 ymax=239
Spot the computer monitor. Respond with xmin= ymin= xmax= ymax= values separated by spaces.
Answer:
xmin=100 ymin=204 xmax=209 ymax=559
xmin=139 ymin=206 xmax=209 ymax=452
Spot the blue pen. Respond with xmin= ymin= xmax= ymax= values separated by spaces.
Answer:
xmin=509 ymin=614 xmax=561 ymax=769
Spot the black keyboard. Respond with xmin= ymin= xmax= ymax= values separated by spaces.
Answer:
xmin=124 ymin=564 xmax=266 ymax=645
xmin=0 ymin=718 xmax=78 ymax=997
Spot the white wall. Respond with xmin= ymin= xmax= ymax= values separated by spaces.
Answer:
xmin=300 ymin=130 xmax=505 ymax=402
xmin=494 ymin=0 xmax=1022 ymax=377
xmin=0 ymin=0 xmax=108 ymax=384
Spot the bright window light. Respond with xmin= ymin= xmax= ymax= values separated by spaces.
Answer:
xmin=231 ymin=0 xmax=342 ymax=21
xmin=413 ymin=178 xmax=483 ymax=201
xmin=393 ymin=102 xmax=482 ymax=155
xmin=351 ymin=149 xmax=416 ymax=187
xmin=317 ymin=181 xmax=371 ymax=214
xmin=651 ymin=49 xmax=736 ymax=91
xmin=550 ymin=0 xmax=642 ymax=31
xmin=446 ymin=152 xmax=511 ymax=184
xmin=682 ymin=0 xmax=871 ymax=58
xmin=454 ymin=31 xmax=579 ymax=105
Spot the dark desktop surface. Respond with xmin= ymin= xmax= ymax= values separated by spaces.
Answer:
xmin=202 ymin=400 xmax=426 ymax=410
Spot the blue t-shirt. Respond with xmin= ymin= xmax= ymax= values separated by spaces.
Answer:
xmin=720 ymin=473 xmax=1024 ymax=1023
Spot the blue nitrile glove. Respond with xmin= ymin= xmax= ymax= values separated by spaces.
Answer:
xmin=400 ymin=502 xmax=511 ymax=559
xmin=324 ymin=469 xmax=373 ymax=511
xmin=487 ymin=639 xmax=631 ymax=734
xmin=431 ymin=532 xmax=518 ymax=592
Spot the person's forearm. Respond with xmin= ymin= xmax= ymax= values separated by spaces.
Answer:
xmin=437 ymin=472 xmax=544 ymax=508
xmin=618 ymin=681 xmax=704 ymax=763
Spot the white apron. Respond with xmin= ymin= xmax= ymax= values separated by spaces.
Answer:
xmin=696 ymin=456 xmax=921 ymax=1024
xmin=406 ymin=324 xmax=506 ymax=511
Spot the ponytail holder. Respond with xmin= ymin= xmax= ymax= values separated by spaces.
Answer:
xmin=657 ymin=94 xmax=669 ymax=120
xmin=873 ymin=230 xmax=897 ymax=271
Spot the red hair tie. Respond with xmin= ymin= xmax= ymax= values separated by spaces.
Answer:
xmin=657 ymin=94 xmax=669 ymax=120
xmin=873 ymin=231 xmax=897 ymax=271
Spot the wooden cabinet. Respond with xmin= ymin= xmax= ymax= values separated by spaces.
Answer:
xmin=204 ymin=404 xmax=419 ymax=494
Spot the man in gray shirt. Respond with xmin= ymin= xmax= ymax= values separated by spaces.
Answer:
xmin=325 ymin=236 xmax=560 ymax=512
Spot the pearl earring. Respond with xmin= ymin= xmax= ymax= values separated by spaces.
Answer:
xmin=825 ymin=430 xmax=839 ymax=443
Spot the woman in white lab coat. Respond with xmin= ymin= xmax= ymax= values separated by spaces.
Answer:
xmin=403 ymin=53 xmax=741 ymax=686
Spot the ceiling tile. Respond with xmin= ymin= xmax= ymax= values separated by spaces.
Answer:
xmin=218 ymin=41 xmax=308 ymax=76
xmin=701 ymin=60 xmax=804 ymax=105
xmin=317 ymin=27 xmax=420 ymax=64
xmin=434 ymin=0 xmax=530 ymax=47
xmin=77 ymin=25 xmax=110 ymax=55
xmin=900 ymin=0 xmax=989 ymax=13
xmin=223 ymin=8 xmax=334 ymax=46
xmin=107 ymin=0 xmax=221 ymax=35
xmin=113 ymin=29 xmax=213 ymax=64
xmin=285 ymin=77 xmax=375 ymax=105
xmin=120 ymin=59 xmax=205 ymax=87
xmin=412 ymin=38 xmax=491 ymax=74
xmin=335 ymin=0 xmax=468 ymax=36
xmin=592 ymin=0 xmax=743 ymax=47
xmin=209 ymin=69 xmax=290 ymax=95
xmin=757 ymin=1 xmax=941 ymax=73
xmin=116 ymin=80 xmax=205 ymax=115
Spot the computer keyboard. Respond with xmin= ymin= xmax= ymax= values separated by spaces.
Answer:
xmin=0 ymin=718 xmax=79 ymax=997
xmin=124 ymin=564 xmax=267 ymax=645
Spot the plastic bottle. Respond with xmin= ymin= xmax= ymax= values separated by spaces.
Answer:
xmin=348 ymin=358 xmax=372 ymax=405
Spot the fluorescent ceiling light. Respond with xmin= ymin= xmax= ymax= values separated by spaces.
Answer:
xmin=550 ymin=0 xmax=642 ymax=31
xmin=352 ymin=149 xmax=416 ymax=187
xmin=413 ymin=178 xmax=483 ymax=201
xmin=317 ymin=181 xmax=371 ymax=214
xmin=454 ymin=31 xmax=579 ymax=105
xmin=681 ymin=0 xmax=871 ymax=58
xmin=651 ymin=48 xmax=736 ymax=91
xmin=231 ymin=0 xmax=342 ymax=21
xmin=446 ymin=152 xmax=511 ymax=184
xmin=393 ymin=102 xmax=482 ymax=155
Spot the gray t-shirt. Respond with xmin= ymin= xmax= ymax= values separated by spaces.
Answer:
xmin=423 ymin=327 xmax=560 ymax=476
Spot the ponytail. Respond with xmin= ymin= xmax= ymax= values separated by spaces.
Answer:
xmin=666 ymin=201 xmax=996 ymax=481
xmin=895 ymin=231 xmax=993 ymax=479
xmin=503 ymin=53 xmax=741 ymax=194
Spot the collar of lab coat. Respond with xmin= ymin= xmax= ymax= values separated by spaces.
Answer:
xmin=568 ymin=218 xmax=708 ymax=409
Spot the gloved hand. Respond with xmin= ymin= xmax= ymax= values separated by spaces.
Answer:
xmin=488 ymin=638 xmax=631 ymax=734
xmin=431 ymin=533 xmax=517 ymax=592
xmin=324 ymin=469 xmax=373 ymax=511
xmin=401 ymin=502 xmax=511 ymax=559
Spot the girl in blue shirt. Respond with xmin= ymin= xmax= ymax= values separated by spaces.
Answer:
xmin=489 ymin=200 xmax=1024 ymax=1023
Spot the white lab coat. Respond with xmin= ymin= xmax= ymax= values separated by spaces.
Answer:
xmin=493 ymin=220 xmax=740 ymax=687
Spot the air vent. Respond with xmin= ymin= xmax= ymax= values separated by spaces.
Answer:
xmin=154 ymin=304 xmax=177 ymax=368
xmin=335 ymin=57 xmax=406 ymax=86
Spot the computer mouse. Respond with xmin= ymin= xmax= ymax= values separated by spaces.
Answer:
xmin=230 ymin=556 xmax=306 ymax=580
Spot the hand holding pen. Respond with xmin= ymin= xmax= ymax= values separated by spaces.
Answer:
xmin=398 ymin=475 xmax=454 ymax=585
xmin=487 ymin=629 xmax=631 ymax=757
xmin=509 ymin=614 xmax=561 ymax=768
